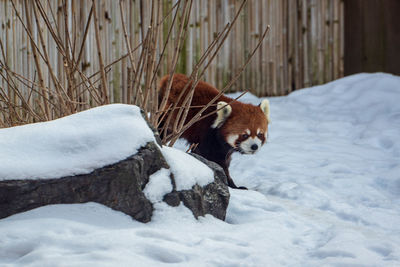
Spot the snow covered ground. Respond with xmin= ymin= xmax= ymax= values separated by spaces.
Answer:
xmin=1 ymin=73 xmax=399 ymax=266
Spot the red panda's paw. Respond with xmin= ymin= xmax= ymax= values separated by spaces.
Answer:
xmin=237 ymin=186 xmax=248 ymax=190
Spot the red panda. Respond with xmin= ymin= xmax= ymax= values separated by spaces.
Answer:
xmin=158 ymin=73 xmax=270 ymax=189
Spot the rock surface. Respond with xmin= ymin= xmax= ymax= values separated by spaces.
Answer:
xmin=0 ymin=143 xmax=230 ymax=222
xmin=0 ymin=142 xmax=166 ymax=223
xmin=163 ymin=153 xmax=230 ymax=220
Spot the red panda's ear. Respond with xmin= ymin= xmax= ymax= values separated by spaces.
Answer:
xmin=212 ymin=101 xmax=232 ymax=128
xmin=259 ymin=99 xmax=271 ymax=123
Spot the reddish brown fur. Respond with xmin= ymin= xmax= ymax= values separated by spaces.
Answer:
xmin=158 ymin=73 xmax=268 ymax=144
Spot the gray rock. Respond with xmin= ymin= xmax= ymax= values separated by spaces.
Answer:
xmin=0 ymin=142 xmax=230 ymax=222
xmin=0 ymin=142 xmax=166 ymax=223
xmin=163 ymin=153 xmax=230 ymax=221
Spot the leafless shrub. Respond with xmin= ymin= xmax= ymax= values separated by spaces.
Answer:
xmin=0 ymin=0 xmax=269 ymax=146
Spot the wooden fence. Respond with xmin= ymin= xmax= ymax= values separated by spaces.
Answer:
xmin=0 ymin=0 xmax=344 ymax=105
xmin=189 ymin=0 xmax=345 ymax=96
xmin=344 ymin=0 xmax=400 ymax=76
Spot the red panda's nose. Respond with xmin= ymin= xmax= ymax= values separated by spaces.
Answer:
xmin=251 ymin=144 xmax=258 ymax=151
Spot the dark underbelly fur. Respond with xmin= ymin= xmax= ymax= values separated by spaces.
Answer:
xmin=191 ymin=128 xmax=247 ymax=190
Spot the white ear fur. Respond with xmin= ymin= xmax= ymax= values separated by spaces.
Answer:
xmin=211 ymin=101 xmax=232 ymax=128
xmin=260 ymin=99 xmax=270 ymax=123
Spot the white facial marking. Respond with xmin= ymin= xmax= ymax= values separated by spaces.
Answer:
xmin=245 ymin=129 xmax=251 ymax=135
xmin=257 ymin=128 xmax=261 ymax=134
xmin=239 ymin=136 xmax=263 ymax=154
xmin=226 ymin=134 xmax=239 ymax=148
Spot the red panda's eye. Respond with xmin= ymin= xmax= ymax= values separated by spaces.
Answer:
xmin=242 ymin=134 xmax=249 ymax=139
xmin=257 ymin=133 xmax=264 ymax=139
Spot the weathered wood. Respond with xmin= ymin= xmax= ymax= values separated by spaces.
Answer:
xmin=0 ymin=0 xmax=345 ymax=126
xmin=344 ymin=0 xmax=400 ymax=76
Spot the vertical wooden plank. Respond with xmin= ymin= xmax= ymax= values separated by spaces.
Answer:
xmin=83 ymin=1 xmax=91 ymax=109
xmin=206 ymin=0 xmax=213 ymax=84
xmin=333 ymin=0 xmax=339 ymax=79
xmin=235 ymin=0 xmax=242 ymax=91
xmin=339 ymin=0 xmax=344 ymax=77
xmin=264 ymin=0 xmax=271 ymax=95
xmin=5 ymin=0 xmax=11 ymax=102
xmin=310 ymin=0 xmax=317 ymax=86
xmin=259 ymin=0 xmax=264 ymax=96
xmin=288 ymin=0 xmax=297 ymax=93
xmin=25 ymin=1 xmax=33 ymax=114
xmin=327 ymin=0 xmax=334 ymax=82
xmin=282 ymin=0 xmax=289 ymax=95
xmin=322 ymin=0 xmax=328 ymax=84
xmin=0 ymin=0 xmax=4 ymax=113
xmin=268 ymin=0 xmax=273 ymax=95
xmin=254 ymin=0 xmax=259 ymax=95
xmin=297 ymin=0 xmax=303 ymax=90
xmin=258 ymin=0 xmax=265 ymax=95
xmin=229 ymin=0 xmax=235 ymax=90
xmin=216 ymin=0 xmax=222 ymax=89
xmin=268 ymin=0 xmax=272 ymax=95
xmin=319 ymin=0 xmax=323 ymax=83
xmin=303 ymin=0 xmax=310 ymax=87
xmin=242 ymin=0 xmax=247 ymax=91
xmin=188 ymin=0 xmax=195 ymax=74
xmin=200 ymin=0 xmax=206 ymax=75
xmin=277 ymin=0 xmax=283 ymax=95
xmin=247 ymin=0 xmax=252 ymax=93
xmin=12 ymin=0 xmax=18 ymax=108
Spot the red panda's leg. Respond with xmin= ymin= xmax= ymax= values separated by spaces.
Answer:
xmin=223 ymin=166 xmax=248 ymax=190
xmin=224 ymin=153 xmax=248 ymax=190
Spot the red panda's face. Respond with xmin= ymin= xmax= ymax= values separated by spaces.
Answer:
xmin=224 ymin=126 xmax=268 ymax=154
xmin=216 ymin=100 xmax=270 ymax=155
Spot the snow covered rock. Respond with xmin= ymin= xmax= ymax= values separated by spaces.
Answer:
xmin=0 ymin=142 xmax=164 ymax=222
xmin=0 ymin=104 xmax=229 ymax=222
xmin=163 ymin=153 xmax=230 ymax=220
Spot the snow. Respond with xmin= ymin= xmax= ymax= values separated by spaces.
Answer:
xmin=161 ymin=146 xmax=214 ymax=190
xmin=0 ymin=104 xmax=155 ymax=180
xmin=1 ymin=73 xmax=400 ymax=266
xmin=143 ymin=168 xmax=172 ymax=203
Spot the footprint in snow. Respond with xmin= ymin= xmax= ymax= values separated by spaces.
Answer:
xmin=311 ymin=249 xmax=355 ymax=259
